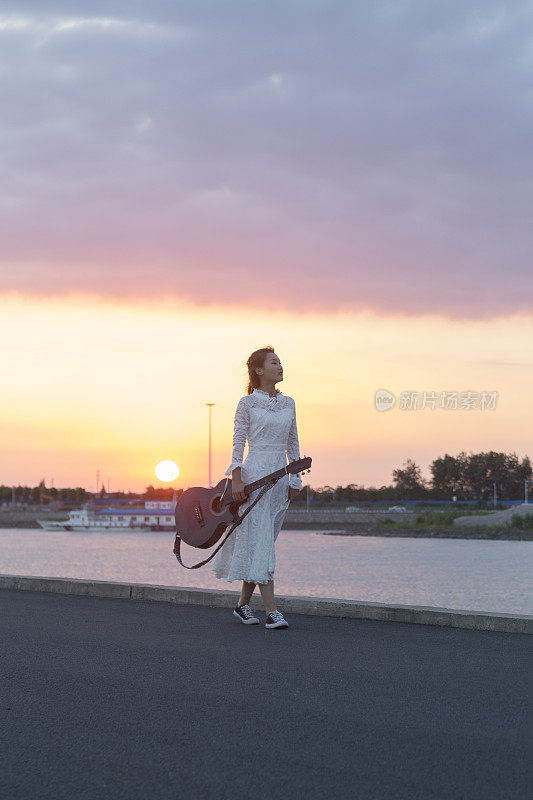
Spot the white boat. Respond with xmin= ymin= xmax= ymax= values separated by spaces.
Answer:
xmin=37 ymin=499 xmax=177 ymax=532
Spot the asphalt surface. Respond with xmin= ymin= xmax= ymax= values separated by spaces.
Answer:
xmin=1 ymin=588 xmax=531 ymax=800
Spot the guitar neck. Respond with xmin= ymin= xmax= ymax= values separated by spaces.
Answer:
xmin=220 ymin=457 xmax=309 ymax=505
xmin=245 ymin=466 xmax=291 ymax=496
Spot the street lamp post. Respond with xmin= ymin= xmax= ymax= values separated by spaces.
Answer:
xmin=205 ymin=403 xmax=215 ymax=488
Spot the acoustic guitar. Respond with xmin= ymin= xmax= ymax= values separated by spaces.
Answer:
xmin=174 ymin=456 xmax=312 ymax=549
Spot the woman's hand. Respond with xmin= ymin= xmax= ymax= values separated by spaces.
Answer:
xmin=288 ymin=486 xmax=301 ymax=503
xmin=232 ymin=478 xmax=247 ymax=504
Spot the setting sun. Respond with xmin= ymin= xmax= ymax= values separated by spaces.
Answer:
xmin=155 ymin=460 xmax=180 ymax=482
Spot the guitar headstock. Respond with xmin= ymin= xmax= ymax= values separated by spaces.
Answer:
xmin=287 ymin=456 xmax=312 ymax=475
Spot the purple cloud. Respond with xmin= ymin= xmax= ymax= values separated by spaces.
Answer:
xmin=1 ymin=0 xmax=532 ymax=318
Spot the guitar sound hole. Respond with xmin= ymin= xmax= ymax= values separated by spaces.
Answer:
xmin=210 ymin=495 xmax=225 ymax=515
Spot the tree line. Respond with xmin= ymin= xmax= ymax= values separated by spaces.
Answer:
xmin=0 ymin=481 xmax=182 ymax=505
xmin=313 ymin=450 xmax=531 ymax=504
xmin=2 ymin=450 xmax=531 ymax=505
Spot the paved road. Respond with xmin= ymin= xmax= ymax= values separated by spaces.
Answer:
xmin=1 ymin=589 xmax=531 ymax=800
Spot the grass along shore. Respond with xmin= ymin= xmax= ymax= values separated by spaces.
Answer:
xmin=365 ymin=508 xmax=533 ymax=540
xmin=291 ymin=508 xmax=533 ymax=540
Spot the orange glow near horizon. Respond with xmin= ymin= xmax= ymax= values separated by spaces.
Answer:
xmin=1 ymin=291 xmax=532 ymax=493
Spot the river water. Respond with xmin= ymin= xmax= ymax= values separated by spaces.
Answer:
xmin=0 ymin=528 xmax=531 ymax=615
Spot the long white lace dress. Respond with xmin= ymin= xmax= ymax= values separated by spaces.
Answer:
xmin=211 ymin=387 xmax=303 ymax=585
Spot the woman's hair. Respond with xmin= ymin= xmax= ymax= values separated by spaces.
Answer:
xmin=246 ymin=346 xmax=275 ymax=395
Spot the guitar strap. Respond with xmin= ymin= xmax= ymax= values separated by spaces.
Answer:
xmin=172 ymin=477 xmax=279 ymax=570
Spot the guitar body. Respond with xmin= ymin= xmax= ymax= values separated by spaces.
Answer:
xmin=174 ymin=478 xmax=238 ymax=548
xmin=174 ymin=456 xmax=312 ymax=550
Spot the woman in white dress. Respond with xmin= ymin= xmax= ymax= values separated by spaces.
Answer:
xmin=211 ymin=347 xmax=303 ymax=629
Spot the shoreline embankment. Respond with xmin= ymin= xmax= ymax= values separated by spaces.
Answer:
xmin=1 ymin=574 xmax=531 ymax=633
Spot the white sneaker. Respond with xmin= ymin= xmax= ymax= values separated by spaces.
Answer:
xmin=233 ymin=603 xmax=259 ymax=624
xmin=265 ymin=610 xmax=289 ymax=629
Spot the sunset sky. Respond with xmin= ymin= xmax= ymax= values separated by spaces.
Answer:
xmin=1 ymin=2 xmax=531 ymax=493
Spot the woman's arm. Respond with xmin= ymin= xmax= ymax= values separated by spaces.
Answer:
xmin=286 ymin=399 xmax=303 ymax=490
xmin=224 ymin=397 xmax=249 ymax=478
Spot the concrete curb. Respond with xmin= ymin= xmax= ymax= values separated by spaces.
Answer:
xmin=0 ymin=573 xmax=531 ymax=634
